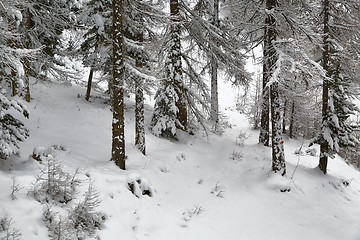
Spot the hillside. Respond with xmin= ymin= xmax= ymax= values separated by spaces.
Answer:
xmin=0 ymin=82 xmax=360 ymax=240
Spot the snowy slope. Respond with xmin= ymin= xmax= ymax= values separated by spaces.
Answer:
xmin=1 ymin=82 xmax=360 ymax=240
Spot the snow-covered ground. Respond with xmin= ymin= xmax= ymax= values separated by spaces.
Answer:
xmin=1 ymin=82 xmax=360 ymax=240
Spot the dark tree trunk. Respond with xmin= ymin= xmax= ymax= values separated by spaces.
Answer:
xmin=271 ymin=82 xmax=286 ymax=175
xmin=85 ymin=68 xmax=94 ymax=101
xmin=282 ymin=99 xmax=287 ymax=134
xmin=23 ymin=8 xmax=34 ymax=103
xmin=135 ymin=34 xmax=146 ymax=155
xmin=265 ymin=0 xmax=286 ymax=175
xmin=111 ymin=0 xmax=126 ymax=170
xmin=289 ymin=100 xmax=295 ymax=138
xmin=259 ymin=0 xmax=276 ymax=147
xmin=210 ymin=0 xmax=219 ymax=124
xmin=319 ymin=0 xmax=330 ymax=174
xmin=170 ymin=0 xmax=187 ymax=131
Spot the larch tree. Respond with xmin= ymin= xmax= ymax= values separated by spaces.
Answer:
xmin=151 ymin=0 xmax=249 ymax=139
xmin=123 ymin=0 xmax=164 ymax=154
xmin=77 ymin=0 xmax=112 ymax=101
xmin=111 ymin=0 xmax=126 ymax=169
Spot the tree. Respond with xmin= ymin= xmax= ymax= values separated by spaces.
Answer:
xmin=77 ymin=0 xmax=112 ymax=101
xmin=18 ymin=0 xmax=78 ymax=102
xmin=150 ymin=0 xmax=186 ymax=139
xmin=111 ymin=0 xmax=126 ymax=169
xmin=0 ymin=1 xmax=30 ymax=159
xmin=311 ymin=0 xmax=360 ymax=174
xmin=151 ymin=0 xmax=249 ymax=138
xmin=123 ymin=0 xmax=164 ymax=154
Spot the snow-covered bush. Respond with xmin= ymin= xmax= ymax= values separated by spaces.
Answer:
xmin=235 ymin=130 xmax=251 ymax=146
xmin=29 ymin=157 xmax=80 ymax=204
xmin=43 ymin=183 xmax=105 ymax=240
xmin=0 ymin=217 xmax=21 ymax=240
xmin=0 ymin=89 xmax=29 ymax=159
xmin=69 ymin=183 xmax=105 ymax=238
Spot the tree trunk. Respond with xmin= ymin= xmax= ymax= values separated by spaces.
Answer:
xmin=289 ymin=100 xmax=295 ymax=138
xmin=265 ymin=0 xmax=286 ymax=175
xmin=210 ymin=0 xmax=219 ymax=124
xmin=319 ymin=0 xmax=330 ymax=174
xmin=135 ymin=33 xmax=146 ymax=155
xmin=259 ymin=0 xmax=275 ymax=146
xmin=282 ymin=99 xmax=287 ymax=134
xmin=271 ymin=82 xmax=286 ymax=175
xmin=170 ymin=0 xmax=187 ymax=131
xmin=23 ymin=9 xmax=34 ymax=103
xmin=135 ymin=79 xmax=146 ymax=155
xmin=85 ymin=68 xmax=94 ymax=101
xmin=112 ymin=0 xmax=126 ymax=170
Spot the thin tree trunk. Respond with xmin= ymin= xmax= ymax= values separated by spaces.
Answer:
xmin=289 ymin=100 xmax=295 ymax=138
xmin=85 ymin=68 xmax=94 ymax=101
xmin=23 ymin=58 xmax=31 ymax=102
xmin=112 ymin=0 xmax=126 ymax=170
xmin=135 ymin=79 xmax=145 ymax=155
xmin=210 ymin=0 xmax=219 ymax=124
xmin=170 ymin=0 xmax=187 ymax=131
xmin=135 ymin=32 xmax=146 ymax=155
xmin=23 ymin=8 xmax=34 ymax=103
xmin=282 ymin=99 xmax=287 ymax=134
xmin=319 ymin=0 xmax=330 ymax=174
xmin=259 ymin=4 xmax=273 ymax=146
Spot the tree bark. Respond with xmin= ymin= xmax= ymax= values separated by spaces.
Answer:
xmin=259 ymin=1 xmax=274 ymax=146
xmin=111 ymin=0 xmax=126 ymax=170
xmin=282 ymin=99 xmax=287 ymax=134
xmin=210 ymin=0 xmax=219 ymax=124
xmin=265 ymin=0 xmax=286 ymax=175
xmin=319 ymin=0 xmax=330 ymax=174
xmin=135 ymin=33 xmax=146 ymax=155
xmin=170 ymin=0 xmax=187 ymax=131
xmin=289 ymin=100 xmax=295 ymax=138
xmin=85 ymin=68 xmax=94 ymax=101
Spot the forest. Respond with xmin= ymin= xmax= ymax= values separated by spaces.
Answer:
xmin=1 ymin=0 xmax=360 ymax=239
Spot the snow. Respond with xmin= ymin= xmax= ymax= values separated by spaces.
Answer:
xmin=1 ymin=81 xmax=360 ymax=240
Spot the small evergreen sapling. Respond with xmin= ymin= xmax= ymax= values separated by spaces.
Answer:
xmin=30 ymin=157 xmax=80 ymax=204
xmin=69 ymin=182 xmax=105 ymax=238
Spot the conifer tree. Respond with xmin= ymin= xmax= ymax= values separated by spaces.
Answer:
xmin=151 ymin=0 xmax=185 ymax=139
xmin=0 ymin=1 xmax=30 ymax=159
xmin=311 ymin=0 xmax=360 ymax=174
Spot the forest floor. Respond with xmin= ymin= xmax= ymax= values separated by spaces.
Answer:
xmin=1 ymin=82 xmax=360 ymax=240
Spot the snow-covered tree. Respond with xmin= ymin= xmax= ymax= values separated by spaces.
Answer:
xmin=0 ymin=1 xmax=30 ymax=159
xmin=311 ymin=0 xmax=360 ymax=174
xmin=122 ymin=0 xmax=163 ymax=154
xmin=20 ymin=0 xmax=77 ymax=88
xmin=77 ymin=0 xmax=112 ymax=101
xmin=150 ymin=0 xmax=185 ymax=140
